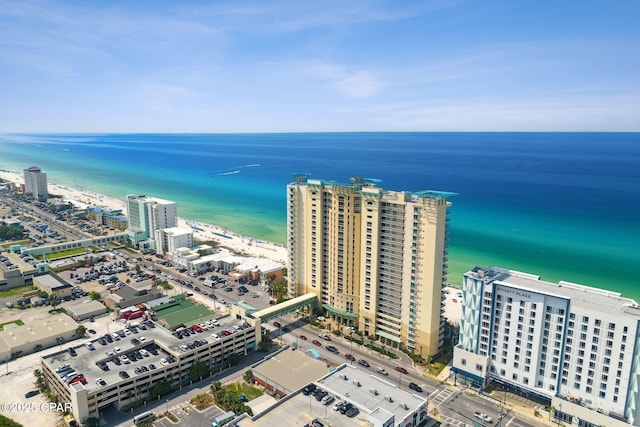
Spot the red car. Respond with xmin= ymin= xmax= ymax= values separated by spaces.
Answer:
xmin=345 ymin=354 xmax=356 ymax=361
xmin=273 ymin=321 xmax=281 ymax=327
xmin=312 ymin=340 xmax=322 ymax=346
xmin=71 ymin=376 xmax=87 ymax=384
xmin=395 ymin=366 xmax=408 ymax=374
xmin=191 ymin=325 xmax=203 ymax=333
xmin=299 ymin=335 xmax=307 ymax=340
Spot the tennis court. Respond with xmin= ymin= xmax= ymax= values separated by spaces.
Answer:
xmin=153 ymin=294 xmax=216 ymax=330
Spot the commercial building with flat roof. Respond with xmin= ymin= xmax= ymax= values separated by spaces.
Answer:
xmin=252 ymin=348 xmax=332 ymax=396
xmin=0 ymin=313 xmax=77 ymax=361
xmin=66 ymin=300 xmax=108 ymax=321
xmin=453 ymin=266 xmax=640 ymax=427
xmin=239 ymin=363 xmax=428 ymax=427
xmin=287 ymin=175 xmax=453 ymax=357
xmin=33 ymin=273 xmax=73 ymax=298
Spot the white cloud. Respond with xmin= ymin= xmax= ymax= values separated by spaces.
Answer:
xmin=303 ymin=62 xmax=381 ymax=98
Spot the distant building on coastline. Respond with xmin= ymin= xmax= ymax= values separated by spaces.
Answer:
xmin=453 ymin=266 xmax=640 ymax=427
xmin=287 ymin=175 xmax=454 ymax=358
xmin=23 ymin=165 xmax=48 ymax=201
xmin=85 ymin=206 xmax=128 ymax=231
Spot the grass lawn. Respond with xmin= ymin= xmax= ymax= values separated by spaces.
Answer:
xmin=427 ymin=362 xmax=446 ymax=377
xmin=38 ymin=247 xmax=86 ymax=260
xmin=0 ymin=285 xmax=37 ymax=298
xmin=224 ymin=383 xmax=264 ymax=400
xmin=1 ymin=239 xmax=32 ymax=248
xmin=0 ymin=320 xmax=25 ymax=331
xmin=190 ymin=393 xmax=215 ymax=410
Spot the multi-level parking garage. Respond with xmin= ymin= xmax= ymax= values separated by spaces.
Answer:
xmin=41 ymin=306 xmax=260 ymax=424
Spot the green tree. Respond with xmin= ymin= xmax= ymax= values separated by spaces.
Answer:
xmin=151 ymin=380 xmax=171 ymax=398
xmin=88 ymin=291 xmax=101 ymax=301
xmin=210 ymin=380 xmax=222 ymax=392
xmin=189 ymin=362 xmax=209 ymax=381
xmin=271 ymin=282 xmax=288 ymax=298
xmin=75 ymin=325 xmax=86 ymax=337
xmin=243 ymin=369 xmax=254 ymax=383
xmin=135 ymin=264 xmax=142 ymax=275
xmin=47 ymin=294 xmax=58 ymax=309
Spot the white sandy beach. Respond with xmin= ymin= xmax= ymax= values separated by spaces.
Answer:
xmin=0 ymin=170 xmax=287 ymax=264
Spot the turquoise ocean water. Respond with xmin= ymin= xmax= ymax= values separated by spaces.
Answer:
xmin=1 ymin=133 xmax=638 ymax=299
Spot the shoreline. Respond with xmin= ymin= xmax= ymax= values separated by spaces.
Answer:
xmin=0 ymin=170 xmax=287 ymax=264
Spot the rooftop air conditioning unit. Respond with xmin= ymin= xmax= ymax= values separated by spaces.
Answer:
xmin=384 ymin=396 xmax=393 ymax=402
xmin=370 ymin=389 xmax=379 ymax=395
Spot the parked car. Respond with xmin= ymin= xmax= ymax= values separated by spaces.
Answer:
xmin=25 ymin=390 xmax=40 ymax=398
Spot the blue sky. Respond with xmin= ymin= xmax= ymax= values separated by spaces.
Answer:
xmin=1 ymin=0 xmax=639 ymax=132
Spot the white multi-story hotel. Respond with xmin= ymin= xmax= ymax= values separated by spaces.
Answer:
xmin=287 ymin=175 xmax=453 ymax=357
xmin=154 ymin=227 xmax=194 ymax=255
xmin=453 ymin=266 xmax=640 ymax=427
xmin=23 ymin=165 xmax=48 ymax=201
xmin=125 ymin=195 xmax=179 ymax=249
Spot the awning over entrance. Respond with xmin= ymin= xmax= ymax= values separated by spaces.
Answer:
xmin=450 ymin=366 xmax=484 ymax=383
xmin=322 ymin=303 xmax=358 ymax=318
xmin=376 ymin=330 xmax=402 ymax=343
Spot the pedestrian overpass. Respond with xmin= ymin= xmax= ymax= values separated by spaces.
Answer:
xmin=252 ymin=293 xmax=317 ymax=323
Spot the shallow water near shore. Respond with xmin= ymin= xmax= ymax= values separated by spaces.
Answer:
xmin=1 ymin=132 xmax=638 ymax=298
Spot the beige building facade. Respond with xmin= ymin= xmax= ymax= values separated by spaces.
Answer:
xmin=287 ymin=175 xmax=453 ymax=357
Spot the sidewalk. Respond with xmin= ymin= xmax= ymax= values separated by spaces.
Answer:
xmin=427 ymin=361 xmax=556 ymax=427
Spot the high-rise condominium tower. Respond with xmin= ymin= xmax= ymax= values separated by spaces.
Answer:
xmin=287 ymin=175 xmax=453 ymax=357
xmin=23 ymin=166 xmax=48 ymax=201
xmin=125 ymin=195 xmax=177 ymax=247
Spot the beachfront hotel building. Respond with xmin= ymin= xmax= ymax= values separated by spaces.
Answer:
xmin=125 ymin=195 xmax=178 ymax=248
xmin=453 ymin=266 xmax=640 ymax=427
xmin=287 ymin=175 xmax=453 ymax=357
xmin=23 ymin=165 xmax=48 ymax=201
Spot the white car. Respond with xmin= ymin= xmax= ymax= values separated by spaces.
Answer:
xmin=138 ymin=336 xmax=146 ymax=343
xmin=139 ymin=349 xmax=149 ymax=357
xmin=332 ymin=400 xmax=342 ymax=411
xmin=474 ymin=412 xmax=493 ymax=423
xmin=114 ymin=347 xmax=121 ymax=353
